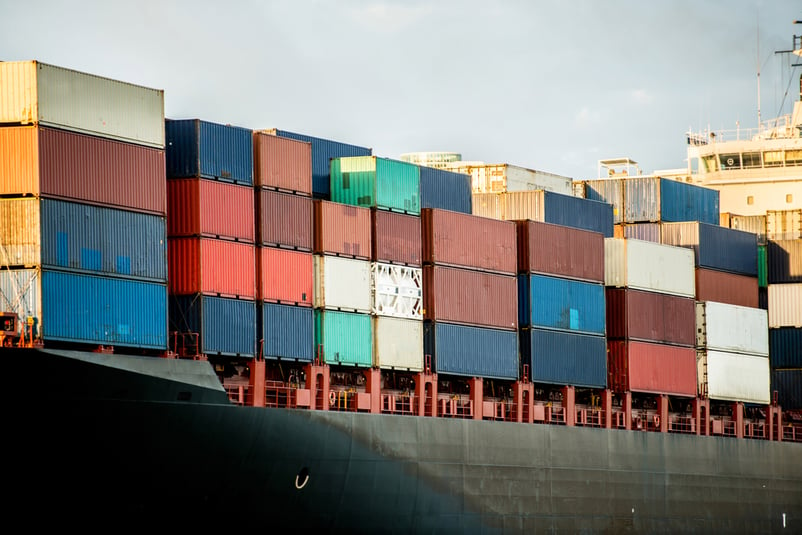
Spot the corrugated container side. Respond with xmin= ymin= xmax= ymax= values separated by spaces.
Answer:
xmin=313 ymin=255 xmax=371 ymax=313
xmin=170 ymin=294 xmax=256 ymax=357
xmin=583 ymin=179 xmax=624 ymax=224
xmin=424 ymin=322 xmax=518 ymax=380
xmin=518 ymin=274 xmax=605 ymax=335
xmin=695 ymin=268 xmax=759 ymax=308
xmin=168 ymin=238 xmax=255 ymax=298
xmin=759 ymin=287 xmax=768 ymax=311
xmin=257 ymin=247 xmax=312 ymax=306
xmin=604 ymin=238 xmax=696 ymax=297
xmin=768 ymin=327 xmax=802 ymax=368
xmin=771 ymin=369 xmax=802 ymax=410
xmin=623 ymin=177 xmax=659 ymax=222
xmin=516 ymin=220 xmax=604 ymax=283
xmin=520 ymin=328 xmax=606 ymax=388
xmin=260 ymin=302 xmax=313 ymax=361
xmin=730 ymin=215 xmax=767 ymax=245
xmin=373 ymin=316 xmax=423 ymax=371
xmin=0 ymin=198 xmax=41 ymax=267
xmin=607 ymin=340 xmax=697 ymax=396
xmin=314 ymin=309 xmax=372 ymax=366
xmin=605 ymin=288 xmax=695 ymax=346
xmin=372 ymin=209 xmax=422 ymax=266
xmin=696 ymin=301 xmax=769 ymax=356
xmin=699 ymin=350 xmax=770 ymax=404
xmin=165 ymin=119 xmax=253 ymax=185
xmin=613 ymin=223 xmax=661 ymax=243
xmin=330 ymin=156 xmax=420 ymax=214
xmin=252 ymin=131 xmax=312 ymax=195
xmin=313 ymin=200 xmax=371 ymax=259
xmin=419 ymin=166 xmax=472 ymax=214
xmin=167 ymin=179 xmax=255 ymax=242
xmin=658 ymin=179 xmax=719 ymax=225
xmin=661 ymin=222 xmax=758 ymax=276
xmin=256 ymin=189 xmax=313 ymax=250
xmin=767 ymin=239 xmax=802 ymax=283
xmin=768 ymin=283 xmax=802 ymax=327
xmin=766 ymin=209 xmax=802 ymax=241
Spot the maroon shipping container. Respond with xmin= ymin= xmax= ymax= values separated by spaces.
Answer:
xmin=695 ymin=268 xmax=758 ymax=308
xmin=257 ymin=247 xmax=313 ymax=306
xmin=607 ymin=340 xmax=696 ymax=396
xmin=314 ymin=200 xmax=371 ymax=259
xmin=167 ymin=179 xmax=255 ymax=242
xmin=423 ymin=265 xmax=517 ymax=330
xmin=422 ymin=208 xmax=516 ymax=274
xmin=516 ymin=220 xmax=604 ymax=282
xmin=613 ymin=222 xmax=662 ymax=243
xmin=372 ymin=209 xmax=422 ymax=266
xmin=253 ymin=131 xmax=312 ymax=195
xmin=256 ymin=189 xmax=313 ymax=250
xmin=606 ymin=288 xmax=695 ymax=346
xmin=168 ymin=237 xmax=255 ymax=298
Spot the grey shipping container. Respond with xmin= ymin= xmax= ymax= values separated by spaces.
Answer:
xmin=260 ymin=302 xmax=313 ymax=361
xmin=424 ymin=322 xmax=518 ymax=380
xmin=661 ymin=221 xmax=758 ymax=276
xmin=169 ymin=295 xmax=256 ymax=357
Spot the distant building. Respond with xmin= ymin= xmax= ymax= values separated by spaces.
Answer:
xmin=400 ymin=151 xmax=462 ymax=169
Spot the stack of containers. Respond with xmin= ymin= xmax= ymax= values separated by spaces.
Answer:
xmin=720 ymin=212 xmax=768 ymax=308
xmin=516 ymin=221 xmax=607 ymax=388
xmin=0 ymin=60 xmax=169 ymax=350
xmin=421 ymin=208 xmax=519 ymax=380
xmin=252 ymin=131 xmax=314 ymax=362
xmin=165 ymin=119 xmax=257 ymax=358
xmin=604 ymin=238 xmax=698 ymax=397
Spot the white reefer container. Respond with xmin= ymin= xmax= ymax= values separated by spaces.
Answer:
xmin=371 ymin=262 xmax=422 ymax=319
xmin=697 ymin=350 xmax=770 ymax=404
xmin=695 ymin=301 xmax=769 ymax=356
xmin=313 ymin=255 xmax=371 ymax=313
xmin=767 ymin=283 xmax=802 ymax=327
xmin=604 ymin=238 xmax=695 ymax=297
xmin=444 ymin=162 xmax=573 ymax=195
xmin=373 ymin=316 xmax=423 ymax=371
xmin=0 ymin=60 xmax=165 ymax=147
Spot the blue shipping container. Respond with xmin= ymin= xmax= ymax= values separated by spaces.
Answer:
xmin=769 ymin=327 xmax=802 ymax=369
xmin=260 ymin=302 xmax=313 ymax=361
xmin=165 ymin=119 xmax=253 ymax=185
xmin=420 ymin=166 xmax=472 ymax=214
xmin=542 ymin=191 xmax=614 ymax=238
xmin=659 ymin=179 xmax=719 ymax=225
xmin=520 ymin=328 xmax=607 ymax=388
xmin=518 ymin=274 xmax=606 ymax=335
xmin=772 ymin=369 xmax=802 ymax=410
xmin=271 ymin=129 xmax=372 ymax=198
xmin=170 ymin=295 xmax=256 ymax=357
xmin=661 ymin=221 xmax=758 ymax=276
xmin=424 ymin=322 xmax=518 ymax=380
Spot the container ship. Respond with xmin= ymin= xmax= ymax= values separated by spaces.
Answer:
xmin=1 ymin=57 xmax=801 ymax=533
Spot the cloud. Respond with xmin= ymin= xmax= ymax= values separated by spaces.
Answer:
xmin=574 ymin=107 xmax=602 ymax=128
xmin=630 ymin=89 xmax=653 ymax=105
xmin=348 ymin=1 xmax=433 ymax=32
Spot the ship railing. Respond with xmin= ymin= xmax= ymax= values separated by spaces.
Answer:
xmin=264 ymin=380 xmax=304 ymax=409
xmin=224 ymin=383 xmax=248 ymax=406
xmin=438 ymin=394 xmax=473 ymax=419
xmin=382 ymin=392 xmax=415 ymax=415
xmin=783 ymin=423 xmax=802 ymax=442
xmin=328 ymin=388 xmax=358 ymax=412
xmin=669 ymin=416 xmax=696 ymax=435
xmin=575 ymin=406 xmax=603 ymax=428
xmin=744 ymin=421 xmax=767 ymax=440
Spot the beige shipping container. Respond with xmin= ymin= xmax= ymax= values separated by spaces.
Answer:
xmin=767 ymin=283 xmax=802 ymax=327
xmin=697 ymin=350 xmax=770 ymax=404
xmin=604 ymin=238 xmax=695 ymax=297
xmin=373 ymin=316 xmax=423 ymax=371
xmin=314 ymin=255 xmax=371 ymax=313
xmin=0 ymin=60 xmax=164 ymax=147
xmin=444 ymin=162 xmax=573 ymax=195
xmin=766 ymin=209 xmax=802 ymax=241
xmin=0 ymin=198 xmax=39 ymax=266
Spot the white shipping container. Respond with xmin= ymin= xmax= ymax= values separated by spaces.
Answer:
xmin=0 ymin=61 xmax=164 ymax=148
xmin=314 ymin=255 xmax=371 ymax=313
xmin=371 ymin=263 xmax=422 ymax=319
xmin=444 ymin=162 xmax=573 ymax=196
xmin=697 ymin=350 xmax=770 ymax=404
xmin=373 ymin=316 xmax=423 ymax=371
xmin=695 ymin=301 xmax=768 ymax=356
xmin=604 ymin=238 xmax=695 ymax=297
xmin=767 ymin=283 xmax=802 ymax=327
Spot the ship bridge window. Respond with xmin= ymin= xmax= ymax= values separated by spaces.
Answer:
xmin=719 ymin=153 xmax=741 ymax=170
xmin=785 ymin=149 xmax=802 ymax=166
xmin=702 ymin=155 xmax=718 ymax=173
xmin=764 ymin=150 xmax=783 ymax=167
xmin=742 ymin=152 xmax=761 ymax=169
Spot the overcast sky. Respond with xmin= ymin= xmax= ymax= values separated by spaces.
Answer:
xmin=2 ymin=1 xmax=800 ymax=180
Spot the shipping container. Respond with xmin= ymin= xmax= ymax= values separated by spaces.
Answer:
xmin=771 ymin=369 xmax=802 ymax=410
xmin=313 ymin=200 xmax=371 ymax=259
xmin=472 ymin=190 xmax=614 ymax=237
xmin=252 ymin=131 xmax=312 ymax=195
xmin=168 ymin=238 xmax=255 ymax=298
xmin=759 ymin=287 xmax=768 ymax=311
xmin=256 ymin=189 xmax=313 ymax=250
xmin=758 ymin=245 xmax=767 ymax=288
xmin=314 ymin=310 xmax=372 ymax=367
xmin=696 ymin=301 xmax=769 ymax=356
xmin=170 ymin=294 xmax=256 ymax=357
xmin=0 ymin=60 xmax=165 ymax=147
xmin=607 ymin=341 xmax=697 ymax=396
xmin=259 ymin=302 xmax=313 ymax=361
xmin=605 ymin=288 xmax=695 ymax=346
xmin=419 ymin=166 xmax=472 ymax=214
xmin=613 ymin=223 xmax=661 ymax=243
xmin=698 ymin=350 xmax=770 ymax=404
xmin=0 ymin=126 xmax=166 ymax=214
xmin=518 ymin=274 xmax=605 ymax=335
xmin=265 ymin=129 xmax=372 ymax=198
xmin=694 ymin=268 xmax=759 ymax=309
xmin=768 ymin=284 xmax=802 ymax=327
xmin=167 ymin=179 xmax=255 ymax=242
xmin=313 ymin=255 xmax=371 ymax=313
xmin=661 ymin=221 xmax=758 ymax=276
xmin=423 ymin=266 xmax=518 ymax=330
xmin=768 ymin=327 xmax=802 ymax=368
xmin=330 ymin=156 xmax=420 ymax=214
xmin=520 ymin=328 xmax=607 ymax=388
xmin=766 ymin=209 xmax=802 ymax=241
xmin=583 ymin=179 xmax=624 ymax=224
xmin=0 ymin=268 xmax=167 ymax=349
xmin=443 ymin=162 xmax=573 ymax=196
xmin=515 ymin=220 xmax=604 ymax=283
xmin=421 ymin=209 xmax=516 ymax=274
xmin=371 ymin=263 xmax=422 ymax=320
xmin=766 ymin=239 xmax=802 ymax=283
xmin=0 ymin=198 xmax=166 ymax=280
xmin=257 ymin=247 xmax=312 ymax=306
xmin=425 ymin=322 xmax=518 ymax=381
xmin=604 ymin=238 xmax=695 ymax=297
xmin=371 ymin=209 xmax=422 ymax=266
xmin=373 ymin=316 xmax=423 ymax=371
xmin=728 ymin=214 xmax=767 ymax=245
xmin=165 ymin=119 xmax=253 ymax=185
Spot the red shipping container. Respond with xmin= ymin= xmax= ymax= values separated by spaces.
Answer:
xmin=516 ymin=220 xmax=603 ymax=282
xmin=256 ymin=189 xmax=313 ymax=250
xmin=0 ymin=125 xmax=166 ymax=214
xmin=695 ymin=268 xmax=758 ymax=308
xmin=167 ymin=179 xmax=255 ymax=242
xmin=314 ymin=200 xmax=371 ymax=259
xmin=422 ymin=208 xmax=516 ymax=274
xmin=606 ymin=288 xmax=695 ymax=346
xmin=607 ymin=340 xmax=696 ymax=396
xmin=169 ymin=237 xmax=255 ymax=298
xmin=257 ymin=247 xmax=313 ymax=306
xmin=372 ymin=209 xmax=422 ymax=266
xmin=423 ymin=265 xmax=517 ymax=330
xmin=253 ymin=131 xmax=312 ymax=195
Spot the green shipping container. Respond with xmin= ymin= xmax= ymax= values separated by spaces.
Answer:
xmin=758 ymin=245 xmax=767 ymax=288
xmin=314 ymin=309 xmax=373 ymax=367
xmin=330 ymin=156 xmax=420 ymax=215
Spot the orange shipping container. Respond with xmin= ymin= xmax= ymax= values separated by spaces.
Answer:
xmin=607 ymin=340 xmax=696 ymax=397
xmin=257 ymin=247 xmax=313 ymax=306
xmin=169 ymin=237 xmax=255 ymax=298
xmin=253 ymin=131 xmax=312 ymax=195
xmin=167 ymin=179 xmax=255 ymax=242
xmin=256 ymin=189 xmax=313 ymax=250
xmin=314 ymin=200 xmax=371 ymax=259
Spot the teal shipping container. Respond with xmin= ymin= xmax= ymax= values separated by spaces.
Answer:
xmin=314 ymin=309 xmax=372 ymax=367
xmin=330 ymin=156 xmax=420 ymax=215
